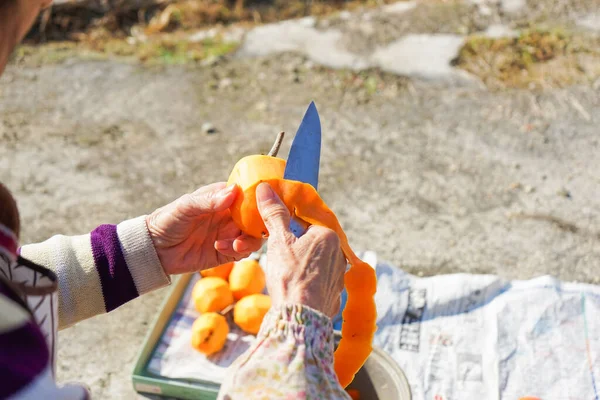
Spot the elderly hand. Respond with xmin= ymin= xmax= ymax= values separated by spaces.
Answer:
xmin=146 ymin=182 xmax=263 ymax=275
xmin=256 ymin=182 xmax=346 ymax=318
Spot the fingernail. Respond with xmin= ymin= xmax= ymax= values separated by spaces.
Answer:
xmin=235 ymin=241 xmax=249 ymax=252
xmin=219 ymin=184 xmax=235 ymax=198
xmin=215 ymin=241 xmax=229 ymax=251
xmin=256 ymin=183 xmax=274 ymax=202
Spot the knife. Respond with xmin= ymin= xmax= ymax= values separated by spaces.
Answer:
xmin=283 ymin=102 xmax=346 ymax=332
xmin=283 ymin=101 xmax=322 ymax=238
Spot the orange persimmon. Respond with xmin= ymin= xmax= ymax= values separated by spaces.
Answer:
xmin=200 ymin=261 xmax=235 ymax=281
xmin=233 ymin=293 xmax=271 ymax=334
xmin=226 ymin=155 xmax=288 ymax=239
xmin=228 ymin=258 xmax=266 ymax=300
xmin=192 ymin=276 xmax=234 ymax=314
xmin=225 ymin=147 xmax=377 ymax=388
xmin=191 ymin=312 xmax=229 ymax=355
xmin=346 ymin=389 xmax=361 ymax=400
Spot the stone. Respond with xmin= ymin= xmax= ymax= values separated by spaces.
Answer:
xmin=339 ymin=10 xmax=352 ymax=20
xmin=236 ymin=8 xmax=481 ymax=85
xmin=237 ymin=17 xmax=369 ymax=70
xmin=219 ymin=78 xmax=232 ymax=89
xmin=370 ymin=34 xmax=466 ymax=81
xmin=201 ymin=122 xmax=217 ymax=134
xmin=483 ymin=24 xmax=519 ymax=38
xmin=223 ymin=26 xmax=247 ymax=43
xmin=501 ymin=0 xmax=526 ymax=13
xmin=382 ymin=1 xmax=417 ymax=15
xmin=201 ymin=55 xmax=221 ymax=67
xmin=557 ymin=188 xmax=572 ymax=198
xmin=524 ymin=185 xmax=535 ymax=193
xmin=478 ymin=4 xmax=493 ymax=17
xmin=188 ymin=28 xmax=217 ymax=43
xmin=577 ymin=14 xmax=600 ymax=32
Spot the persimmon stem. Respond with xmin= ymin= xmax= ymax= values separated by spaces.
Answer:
xmin=267 ymin=131 xmax=285 ymax=157
xmin=220 ymin=304 xmax=234 ymax=315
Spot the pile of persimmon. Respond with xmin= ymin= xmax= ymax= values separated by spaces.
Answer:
xmin=190 ymin=258 xmax=271 ymax=356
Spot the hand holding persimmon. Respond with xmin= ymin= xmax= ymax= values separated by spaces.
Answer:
xmin=145 ymin=183 xmax=263 ymax=275
xmin=255 ymin=182 xmax=346 ymax=319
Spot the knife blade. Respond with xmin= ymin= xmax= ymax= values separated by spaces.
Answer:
xmin=284 ymin=101 xmax=322 ymax=237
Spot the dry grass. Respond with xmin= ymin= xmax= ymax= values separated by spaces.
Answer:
xmin=454 ymin=28 xmax=600 ymax=89
xmin=27 ymin=0 xmax=396 ymax=42
xmin=11 ymin=33 xmax=239 ymax=66
xmin=19 ymin=0 xmax=397 ymax=66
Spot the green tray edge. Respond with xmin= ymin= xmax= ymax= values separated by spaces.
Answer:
xmin=131 ymin=273 xmax=221 ymax=399
xmin=131 ymin=272 xmax=346 ymax=399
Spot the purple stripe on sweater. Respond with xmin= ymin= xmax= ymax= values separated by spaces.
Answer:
xmin=90 ymin=224 xmax=139 ymax=312
xmin=0 ymin=320 xmax=49 ymax=398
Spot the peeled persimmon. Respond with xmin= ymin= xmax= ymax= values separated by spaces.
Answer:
xmin=226 ymin=155 xmax=288 ymax=238
xmin=200 ymin=261 xmax=235 ymax=281
xmin=191 ymin=312 xmax=229 ymax=355
xmin=233 ymin=293 xmax=271 ymax=335
xmin=228 ymin=259 xmax=266 ymax=300
xmin=192 ymin=276 xmax=234 ymax=314
xmin=225 ymin=133 xmax=378 ymax=388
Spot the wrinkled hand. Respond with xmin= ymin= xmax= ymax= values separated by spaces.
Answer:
xmin=146 ymin=182 xmax=263 ymax=275
xmin=256 ymin=182 xmax=346 ymax=318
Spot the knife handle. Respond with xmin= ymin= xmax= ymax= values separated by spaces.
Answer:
xmin=289 ymin=217 xmax=310 ymax=238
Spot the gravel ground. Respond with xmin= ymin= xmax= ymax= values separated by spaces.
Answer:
xmin=1 ymin=0 xmax=599 ymax=398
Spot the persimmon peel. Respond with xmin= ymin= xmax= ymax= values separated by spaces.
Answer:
xmin=226 ymin=151 xmax=377 ymax=388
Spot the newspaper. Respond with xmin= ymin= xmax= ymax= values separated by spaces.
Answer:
xmin=147 ymin=251 xmax=600 ymax=399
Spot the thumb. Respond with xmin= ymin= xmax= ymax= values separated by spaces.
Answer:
xmin=256 ymin=182 xmax=292 ymax=238
xmin=177 ymin=183 xmax=237 ymax=217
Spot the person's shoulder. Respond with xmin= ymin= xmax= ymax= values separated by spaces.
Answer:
xmin=0 ymin=278 xmax=34 ymax=331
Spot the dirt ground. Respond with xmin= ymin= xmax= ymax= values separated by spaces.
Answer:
xmin=1 ymin=0 xmax=599 ymax=398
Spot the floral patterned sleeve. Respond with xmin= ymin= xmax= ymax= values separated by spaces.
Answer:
xmin=217 ymin=304 xmax=352 ymax=400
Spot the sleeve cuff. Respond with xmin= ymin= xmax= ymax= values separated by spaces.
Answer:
xmin=258 ymin=303 xmax=335 ymax=360
xmin=116 ymin=215 xmax=171 ymax=295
